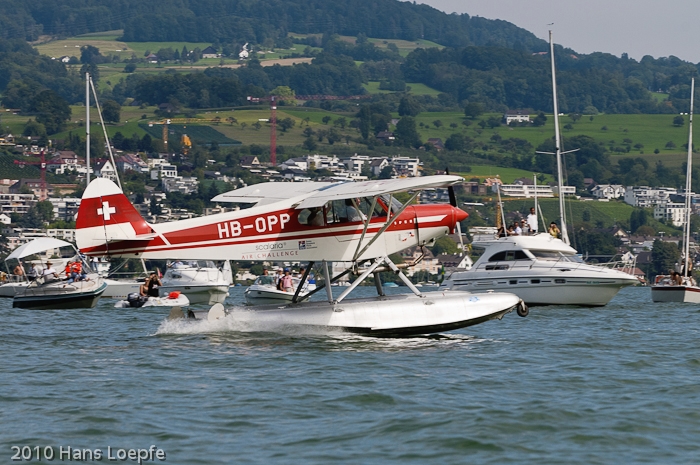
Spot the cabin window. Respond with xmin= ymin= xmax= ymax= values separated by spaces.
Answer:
xmin=509 ymin=280 xmax=518 ymax=285
xmin=325 ymin=199 xmax=365 ymax=224
xmin=531 ymin=279 xmax=540 ymax=284
xmin=530 ymin=250 xmax=584 ymax=263
xmin=488 ymin=250 xmax=531 ymax=262
xmin=298 ymin=208 xmax=325 ymax=227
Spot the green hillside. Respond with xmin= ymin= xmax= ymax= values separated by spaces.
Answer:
xmin=0 ymin=153 xmax=41 ymax=179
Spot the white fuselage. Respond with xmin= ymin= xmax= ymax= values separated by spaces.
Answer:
xmin=443 ymin=234 xmax=639 ymax=306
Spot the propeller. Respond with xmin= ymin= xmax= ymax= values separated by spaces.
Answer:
xmin=445 ymin=168 xmax=465 ymax=253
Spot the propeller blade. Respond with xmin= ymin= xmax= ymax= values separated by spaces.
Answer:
xmin=456 ymin=221 xmax=465 ymax=252
xmin=445 ymin=167 xmax=457 ymax=207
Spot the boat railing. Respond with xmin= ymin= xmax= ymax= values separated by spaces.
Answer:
xmin=0 ymin=274 xmax=26 ymax=284
xmin=475 ymin=257 xmax=590 ymax=273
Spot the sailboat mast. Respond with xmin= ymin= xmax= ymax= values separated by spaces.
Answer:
xmin=85 ymin=72 xmax=90 ymax=184
xmin=549 ymin=30 xmax=569 ymax=245
xmin=683 ymin=78 xmax=694 ymax=278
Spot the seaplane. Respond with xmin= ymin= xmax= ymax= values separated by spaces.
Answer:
xmin=75 ymin=175 xmax=527 ymax=336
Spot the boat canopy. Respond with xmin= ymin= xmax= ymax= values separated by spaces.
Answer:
xmin=6 ymin=238 xmax=74 ymax=261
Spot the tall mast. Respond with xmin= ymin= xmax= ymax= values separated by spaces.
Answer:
xmin=86 ymin=72 xmax=90 ymax=184
xmin=683 ymin=78 xmax=694 ymax=278
xmin=549 ymin=30 xmax=569 ymax=245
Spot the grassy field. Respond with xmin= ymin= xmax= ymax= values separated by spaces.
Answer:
xmin=289 ymin=33 xmax=442 ymax=57
xmin=363 ymin=81 xmax=442 ymax=96
xmin=35 ymin=30 xmax=213 ymax=61
xmin=462 ymin=165 xmax=554 ymax=184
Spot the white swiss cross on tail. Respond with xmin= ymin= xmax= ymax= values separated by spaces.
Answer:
xmin=97 ymin=201 xmax=116 ymax=220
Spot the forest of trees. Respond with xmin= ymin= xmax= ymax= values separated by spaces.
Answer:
xmin=0 ymin=0 xmax=547 ymax=51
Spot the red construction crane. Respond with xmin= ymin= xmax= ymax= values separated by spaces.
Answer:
xmin=247 ymin=96 xmax=277 ymax=165
xmin=14 ymin=150 xmax=48 ymax=200
xmin=247 ymin=94 xmax=372 ymax=166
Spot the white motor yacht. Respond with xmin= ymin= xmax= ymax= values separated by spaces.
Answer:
xmin=442 ymin=234 xmax=639 ymax=306
xmin=160 ymin=260 xmax=231 ymax=305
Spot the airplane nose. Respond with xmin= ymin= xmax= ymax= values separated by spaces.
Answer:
xmin=454 ymin=207 xmax=468 ymax=223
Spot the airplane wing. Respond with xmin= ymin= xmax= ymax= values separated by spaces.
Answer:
xmin=293 ymin=175 xmax=463 ymax=209
xmin=211 ymin=175 xmax=463 ymax=208
xmin=211 ymin=181 xmax=335 ymax=206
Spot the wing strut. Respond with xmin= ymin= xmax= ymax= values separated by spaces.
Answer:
xmin=353 ymin=192 xmax=418 ymax=261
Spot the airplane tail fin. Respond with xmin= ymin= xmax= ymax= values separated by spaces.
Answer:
xmin=76 ymin=178 xmax=155 ymax=255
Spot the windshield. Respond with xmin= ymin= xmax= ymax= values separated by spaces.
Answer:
xmin=530 ymin=250 xmax=584 ymax=263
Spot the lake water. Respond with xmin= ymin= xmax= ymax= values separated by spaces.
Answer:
xmin=1 ymin=286 xmax=698 ymax=464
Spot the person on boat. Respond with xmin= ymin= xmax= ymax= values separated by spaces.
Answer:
xmin=672 ymin=271 xmax=683 ymax=286
xmin=146 ymin=272 xmax=162 ymax=297
xmin=13 ymin=264 xmax=24 ymax=276
xmin=275 ymin=269 xmax=284 ymax=290
xmin=71 ymin=260 xmax=87 ymax=282
xmin=506 ymin=224 xmax=515 ymax=236
xmin=548 ymin=222 xmax=561 ymax=238
xmin=513 ymin=221 xmax=522 ymax=236
xmin=281 ymin=269 xmax=294 ymax=293
xmin=520 ymin=219 xmax=529 ymax=235
xmin=29 ymin=263 xmax=41 ymax=282
xmin=497 ymin=225 xmax=507 ymax=238
xmin=41 ymin=261 xmax=59 ymax=282
xmin=527 ymin=207 xmax=538 ymax=235
xmin=65 ymin=261 xmax=75 ymax=283
xmin=262 ymin=268 xmax=269 ymax=276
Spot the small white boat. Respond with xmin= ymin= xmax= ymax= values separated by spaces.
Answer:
xmin=115 ymin=292 xmax=190 ymax=308
xmin=244 ymin=275 xmax=314 ymax=305
xmin=160 ymin=260 xmax=231 ymax=305
xmin=5 ymin=238 xmax=106 ymax=309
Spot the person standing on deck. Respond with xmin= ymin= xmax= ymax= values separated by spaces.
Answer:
xmin=527 ymin=207 xmax=538 ymax=235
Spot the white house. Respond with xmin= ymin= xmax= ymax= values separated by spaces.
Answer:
xmin=624 ymin=186 xmax=677 ymax=208
xmin=654 ymin=202 xmax=686 ymax=227
xmin=0 ymin=213 xmax=11 ymax=225
xmin=591 ymin=184 xmax=625 ymax=200
xmin=504 ymin=110 xmax=530 ymax=124
xmin=151 ymin=164 xmax=178 ymax=180
xmin=495 ymin=182 xmax=574 ymax=198
xmin=390 ymin=156 xmax=420 ymax=177
xmin=162 ymin=176 xmax=199 ymax=194
xmin=48 ymin=198 xmax=81 ymax=222
xmin=94 ymin=160 xmax=118 ymax=182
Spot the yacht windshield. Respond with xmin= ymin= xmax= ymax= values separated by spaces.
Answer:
xmin=530 ymin=250 xmax=584 ymax=263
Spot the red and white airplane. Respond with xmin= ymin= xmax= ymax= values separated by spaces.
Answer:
xmin=76 ymin=176 xmax=526 ymax=335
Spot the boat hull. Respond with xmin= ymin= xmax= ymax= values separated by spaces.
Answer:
xmin=102 ymin=279 xmax=142 ymax=299
xmin=244 ymin=286 xmax=309 ymax=305
xmin=196 ymin=290 xmax=523 ymax=336
xmin=13 ymin=282 xmax=107 ymax=309
xmin=445 ymin=266 xmax=639 ymax=306
xmin=0 ymin=282 xmax=28 ymax=297
xmin=650 ymin=285 xmax=700 ymax=303
xmin=159 ymin=284 xmax=228 ymax=305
